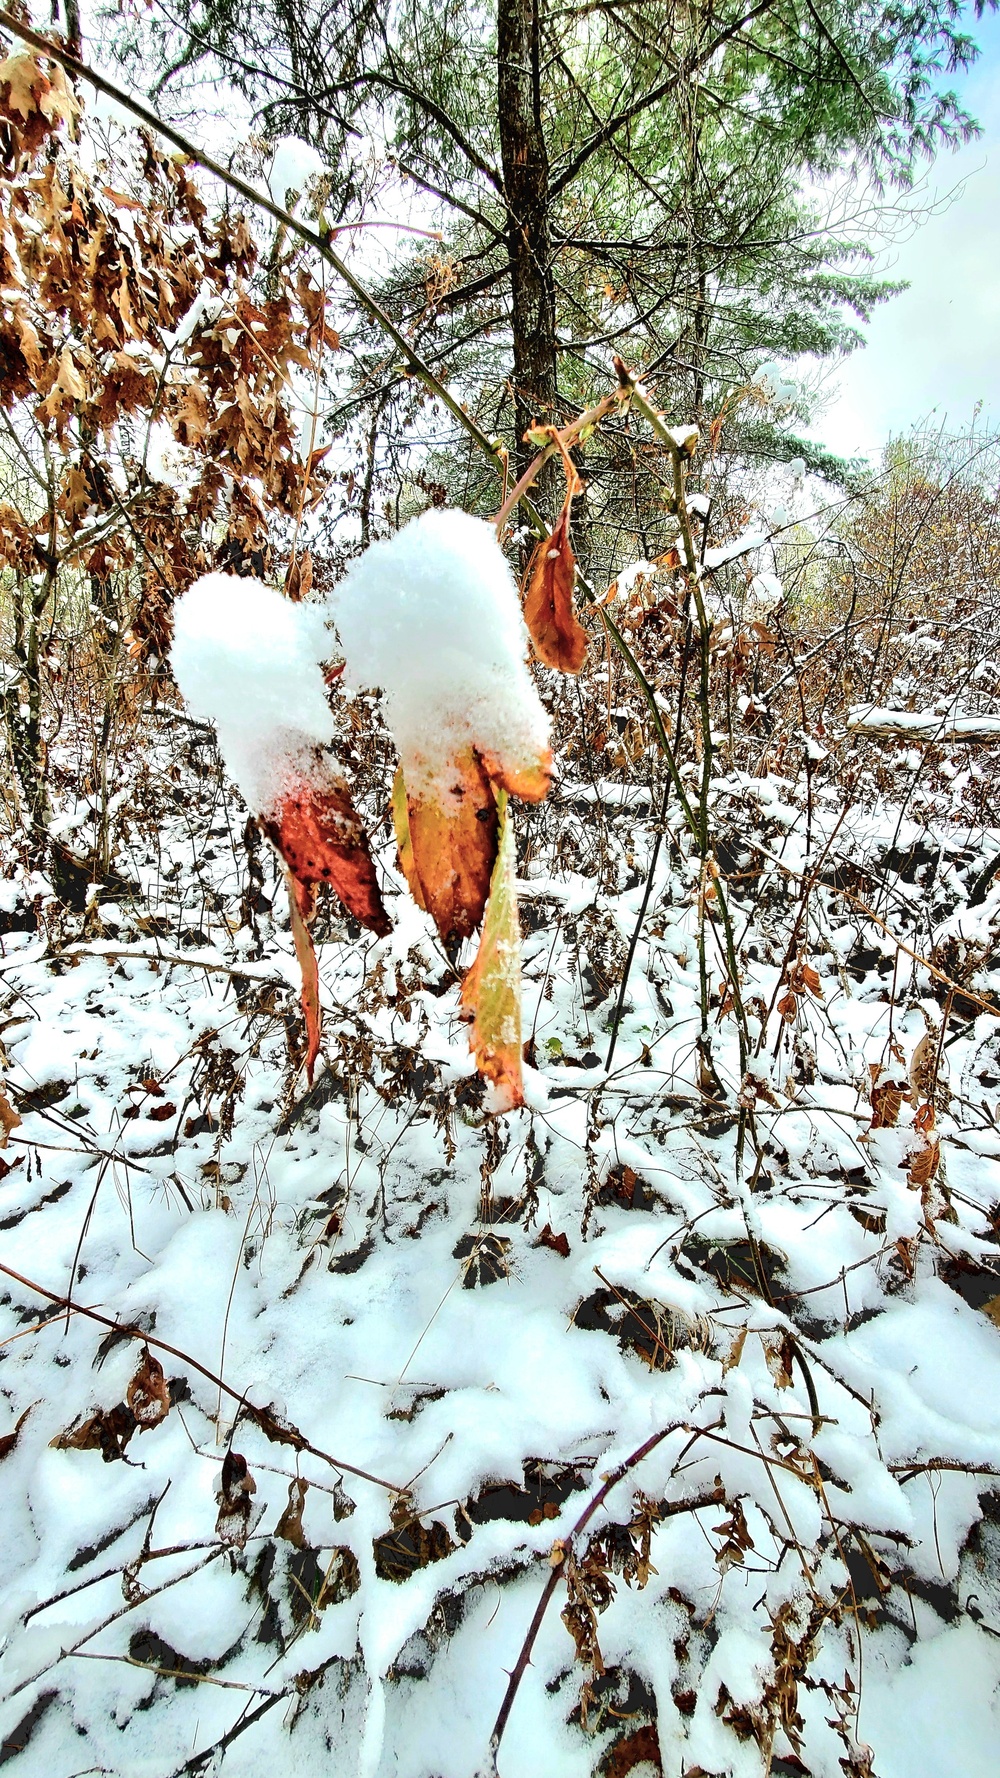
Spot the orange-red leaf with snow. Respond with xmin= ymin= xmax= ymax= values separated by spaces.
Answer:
xmin=394 ymin=750 xmax=498 ymax=948
xmin=263 ymin=766 xmax=390 ymax=1083
xmin=459 ymin=792 xmax=524 ymax=1111
xmin=262 ymin=764 xmax=390 ymax=939
xmin=522 ymin=495 xmax=588 ymax=674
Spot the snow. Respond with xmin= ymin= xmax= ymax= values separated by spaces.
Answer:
xmin=170 ymin=573 xmax=337 ymax=814
xmin=753 ymin=361 xmax=797 ymax=405
xmin=267 ymin=137 xmax=327 ymax=205
xmin=703 ymin=529 xmax=768 ymax=570
xmin=333 ymin=508 xmax=550 ymax=799
xmin=4 ymin=582 xmax=1000 ymax=1778
xmin=747 ymin=572 xmax=783 ymax=614
xmin=850 ymin=704 xmax=1000 ymax=741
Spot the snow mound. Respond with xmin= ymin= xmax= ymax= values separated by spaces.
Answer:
xmin=333 ymin=508 xmax=551 ymax=798
xmin=170 ymin=573 xmax=335 ymax=814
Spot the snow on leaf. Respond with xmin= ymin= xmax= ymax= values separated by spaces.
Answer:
xmin=393 ymin=749 xmax=498 ymax=947
xmin=334 ymin=508 xmax=553 ymax=808
xmin=459 ymin=790 xmax=524 ymax=1111
xmin=0 ymin=52 xmax=79 ymax=130
xmin=523 ymin=488 xmax=588 ymax=674
xmin=171 ymin=574 xmax=390 ymax=1075
xmin=126 ymin=1348 xmax=170 ymax=1431
xmin=215 ymin=1450 xmax=257 ymax=1548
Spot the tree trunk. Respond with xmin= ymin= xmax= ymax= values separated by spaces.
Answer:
xmin=497 ymin=0 xmax=557 ymax=493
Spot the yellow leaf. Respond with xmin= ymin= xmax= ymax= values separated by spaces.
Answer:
xmin=391 ymin=766 xmax=427 ymax=911
xmin=459 ymin=791 xmax=524 ymax=1112
xmin=398 ymin=749 xmax=498 ymax=947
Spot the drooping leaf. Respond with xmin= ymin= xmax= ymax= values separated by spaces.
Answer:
xmin=522 ymin=492 xmax=588 ymax=674
xmin=275 ymin=1475 xmax=308 ymax=1548
xmin=285 ymin=868 xmax=322 ymax=1082
xmin=262 ymin=757 xmax=391 ymax=1086
xmin=395 ymin=750 xmax=498 ymax=948
xmin=215 ymin=1449 xmax=257 ymax=1548
xmin=261 ymin=764 xmax=390 ymax=938
xmin=0 ymin=1404 xmax=33 ymax=1461
xmin=459 ymin=791 xmax=524 ymax=1111
xmin=0 ymin=1092 xmax=21 ymax=1147
xmin=391 ymin=765 xmax=427 ymax=911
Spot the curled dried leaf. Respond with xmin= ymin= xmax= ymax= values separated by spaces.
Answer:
xmin=275 ymin=1475 xmax=308 ymax=1548
xmin=0 ymin=1092 xmax=22 ymax=1147
xmin=215 ymin=1449 xmax=257 ymax=1547
xmin=523 ymin=494 xmax=588 ymax=674
xmin=126 ymin=1348 xmax=170 ymax=1431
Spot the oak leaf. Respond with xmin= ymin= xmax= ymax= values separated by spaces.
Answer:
xmin=0 ymin=52 xmax=78 ymax=134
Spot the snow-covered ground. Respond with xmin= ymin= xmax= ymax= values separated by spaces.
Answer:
xmin=2 ymin=714 xmax=1000 ymax=1778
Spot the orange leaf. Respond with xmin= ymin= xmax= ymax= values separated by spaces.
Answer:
xmin=459 ymin=791 xmax=523 ymax=1111
xmin=477 ymin=745 xmax=552 ymax=803
xmin=286 ymin=868 xmax=322 ymax=1082
xmin=261 ymin=764 xmax=390 ymax=938
xmin=800 ymin=963 xmax=824 ymax=1000
xmin=522 ymin=495 xmax=588 ymax=674
xmin=393 ymin=750 xmax=498 ymax=947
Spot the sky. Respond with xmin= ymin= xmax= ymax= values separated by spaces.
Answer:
xmin=817 ymin=9 xmax=1000 ymax=461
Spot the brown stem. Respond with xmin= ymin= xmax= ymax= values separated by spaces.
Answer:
xmin=488 ymin=1421 xmax=716 ymax=1765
